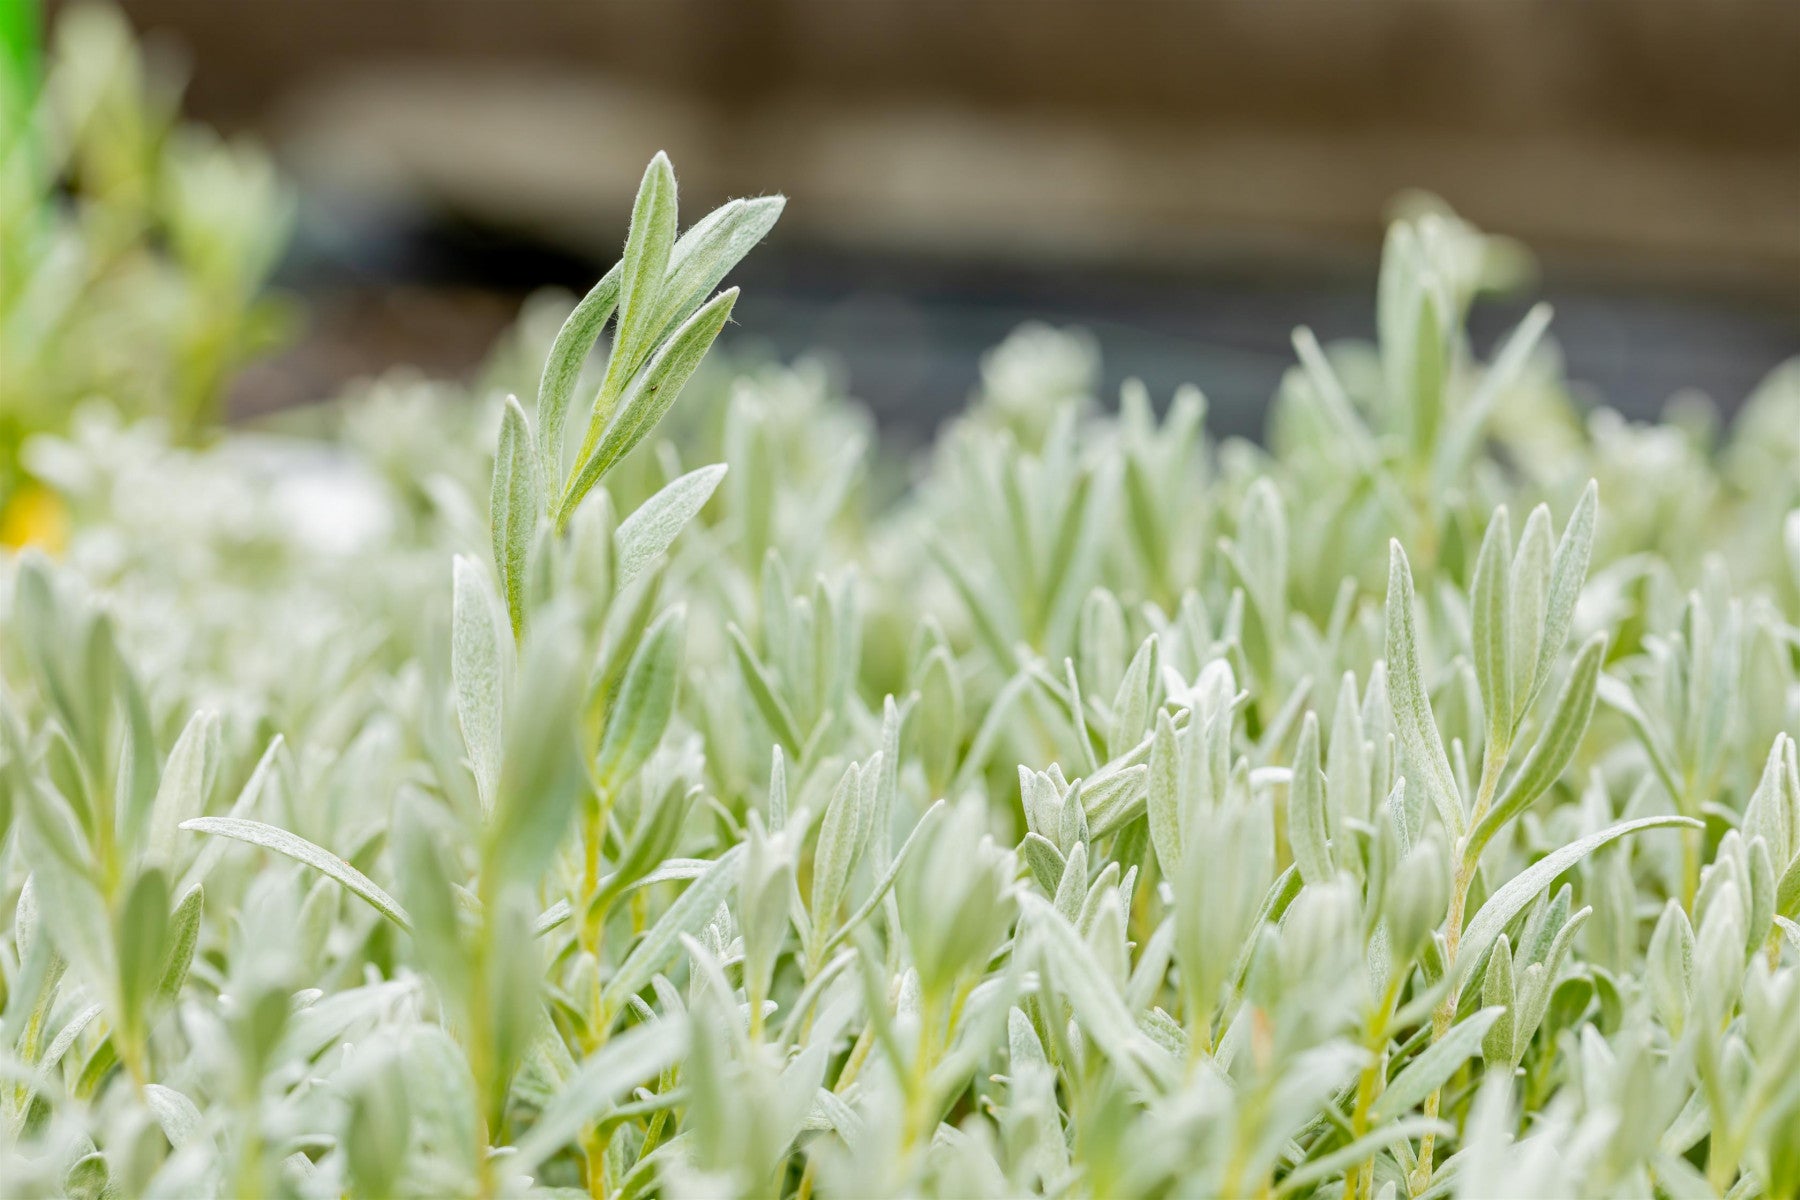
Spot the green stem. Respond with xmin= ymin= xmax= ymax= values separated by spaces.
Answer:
xmin=1411 ymin=739 xmax=1505 ymax=1194
xmin=1347 ymin=972 xmax=1406 ymax=1200
xmin=903 ymin=986 xmax=949 ymax=1154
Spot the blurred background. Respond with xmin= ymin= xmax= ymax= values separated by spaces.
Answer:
xmin=79 ymin=0 xmax=1800 ymax=437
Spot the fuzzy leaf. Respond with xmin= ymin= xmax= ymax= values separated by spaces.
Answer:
xmin=1370 ymin=1006 xmax=1506 ymax=1123
xmin=613 ymin=463 xmax=727 ymax=590
xmin=489 ymin=395 xmax=542 ymax=637
xmin=1287 ymin=711 xmax=1333 ymax=885
xmin=594 ymin=606 xmax=685 ymax=787
xmin=512 ymin=1017 xmax=689 ymax=1173
xmin=451 ymin=556 xmax=506 ymax=812
xmin=1385 ymin=541 xmax=1464 ymax=839
xmin=180 ymin=817 xmax=412 ymax=932
xmin=1470 ymin=633 xmax=1607 ymax=855
xmin=601 ymin=846 xmax=743 ymax=1016
xmin=1458 ymin=815 xmax=1698 ymax=986
xmin=1470 ymin=506 xmax=1512 ymax=745
xmin=562 ymin=289 xmax=738 ymax=521
xmin=535 ymin=266 xmax=620 ymax=484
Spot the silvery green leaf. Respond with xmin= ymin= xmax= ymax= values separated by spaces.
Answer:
xmin=1009 ymin=1006 xmax=1048 ymax=1067
xmin=1480 ymin=936 xmax=1516 ymax=1067
xmin=535 ymin=266 xmax=620 ymax=484
xmin=1020 ymin=766 xmax=1061 ymax=843
xmin=1327 ymin=671 xmax=1370 ymax=826
xmin=145 ymin=709 xmax=216 ymax=871
xmin=596 ymin=784 xmax=694 ymax=908
xmin=1536 ymin=904 xmax=1590 ymax=984
xmin=1432 ymin=302 xmax=1551 ymax=487
xmin=117 ymin=866 xmax=171 ymax=1031
xmin=1533 ymin=480 xmax=1598 ymax=709
xmin=1693 ymin=895 xmax=1746 ymax=1021
xmin=1385 ymin=838 xmax=1448 ymax=968
xmin=646 ymin=195 xmax=784 ymax=346
xmin=1181 ymin=798 xmax=1276 ymax=1019
xmin=1647 ymin=899 xmax=1694 ymax=1034
xmin=1079 ymin=588 xmax=1128 ymax=701
xmin=1406 ymin=287 xmax=1447 ymax=458
xmin=562 ymin=288 xmax=738 ymax=521
xmin=1053 ymin=841 xmax=1089 ymax=926
xmin=1287 ymin=711 xmax=1333 ymax=886
xmin=392 ymin=803 xmax=471 ymax=1003
xmin=143 ymin=1084 xmax=206 ymax=1150
xmin=594 ymin=605 xmax=685 ymax=787
xmin=929 ymin=535 xmax=1017 ymax=662
xmin=613 ymin=463 xmax=726 ymax=591
xmin=451 ymin=555 xmax=506 ymax=813
xmin=916 ymin=645 xmax=961 ymax=791
xmin=1057 ymin=657 xmax=1101 ymax=775
xmin=823 ymin=799 xmax=945 ymax=957
xmin=344 ymin=1050 xmax=413 ymax=1200
xmin=1147 ymin=709 xmax=1182 ymax=878
xmin=1085 ymin=889 xmax=1130 ymax=991
xmin=486 ymin=606 xmax=587 ymax=887
xmin=811 ymin=761 xmax=864 ymax=939
xmin=1385 ymin=541 xmax=1464 ymax=839
xmin=871 ymin=697 xmax=905 ymax=870
xmin=1023 ymin=895 xmax=1167 ymax=1093
xmin=1507 ymin=506 xmax=1552 ymax=726
xmin=489 ymin=395 xmax=542 ymax=637
xmin=630 ymin=858 xmax=714 ymax=889
xmin=512 ymin=1017 xmax=688 ymax=1174
xmin=1238 ymin=478 xmax=1288 ymax=619
xmin=1081 ymin=763 xmax=1148 ymax=837
xmin=179 ymin=816 xmax=412 ymax=931
xmin=1470 ymin=506 xmax=1512 ymax=745
xmin=1108 ymin=635 xmax=1158 ymax=760
xmin=22 ymin=784 xmax=113 ymax=990
xmin=596 ymin=152 xmax=678 ymax=405
xmin=1127 ymin=914 xmax=1178 ymax=1013
xmin=33 ymin=1002 xmax=102 ymax=1090
xmin=1780 ymin=852 xmax=1800 ymax=922
xmin=531 ymin=899 xmax=572 ymax=937
xmin=1743 ymin=733 xmax=1795 ymax=870
xmin=1746 ymin=836 xmax=1775 ymax=951
xmin=727 ymin=622 xmax=803 ymax=755
xmin=766 ymin=745 xmax=788 ymax=832
xmin=1290 ymin=325 xmax=1379 ymax=470
xmin=178 ymin=735 xmax=283 ymax=895
xmin=602 ymin=846 xmax=743 ymax=1016
xmin=1274 ymin=1116 xmax=1452 ymax=1197
xmin=156 ymin=884 xmax=203 ymax=1003
xmin=1470 ymin=633 xmax=1607 ymax=854
xmin=1596 ymin=676 xmax=1683 ymax=805
xmin=954 ymin=671 xmax=1034 ymax=793
xmin=1458 ymin=815 xmax=1698 ymax=987
xmin=1369 ymin=1006 xmax=1506 ymax=1123
xmin=1022 ymin=832 xmax=1066 ymax=894
xmin=114 ymin=661 xmax=160 ymax=858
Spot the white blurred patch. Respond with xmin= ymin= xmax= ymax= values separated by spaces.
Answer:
xmin=235 ymin=436 xmax=398 ymax=558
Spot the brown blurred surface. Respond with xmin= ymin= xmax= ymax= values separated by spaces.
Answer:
xmin=75 ymin=0 xmax=1797 ymax=428
xmin=110 ymin=0 xmax=1800 ymax=281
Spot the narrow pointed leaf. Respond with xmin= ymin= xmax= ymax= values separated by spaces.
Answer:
xmin=180 ymin=816 xmax=412 ymax=932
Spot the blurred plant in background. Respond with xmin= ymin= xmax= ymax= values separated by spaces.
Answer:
xmin=2 ymin=16 xmax=1800 ymax=1200
xmin=0 ymin=2 xmax=295 ymax=545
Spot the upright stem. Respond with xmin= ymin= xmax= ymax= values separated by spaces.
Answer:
xmin=1410 ymin=740 xmax=1505 ymax=1194
xmin=902 ymin=988 xmax=943 ymax=1153
xmin=1679 ymin=793 xmax=1701 ymax=912
xmin=1346 ymin=972 xmax=1406 ymax=1200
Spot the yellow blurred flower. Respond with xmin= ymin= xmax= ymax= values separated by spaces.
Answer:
xmin=0 ymin=481 xmax=69 ymax=553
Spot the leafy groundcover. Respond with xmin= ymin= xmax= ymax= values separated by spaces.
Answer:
xmin=3 ymin=132 xmax=1800 ymax=1199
